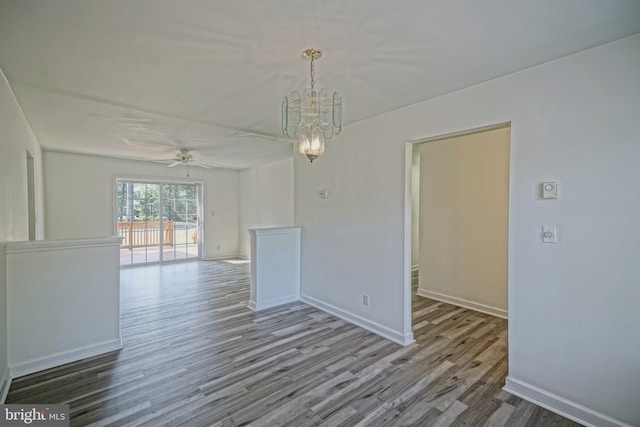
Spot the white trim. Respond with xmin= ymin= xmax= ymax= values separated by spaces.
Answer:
xmin=407 ymin=121 xmax=511 ymax=145
xmin=301 ymin=294 xmax=415 ymax=346
xmin=417 ymin=289 xmax=508 ymax=319
xmin=249 ymin=227 xmax=301 ymax=236
xmin=204 ymin=253 xmax=243 ymax=261
xmin=0 ymin=365 xmax=11 ymax=403
xmin=247 ymin=294 xmax=300 ymax=312
xmin=9 ymin=338 xmax=123 ymax=378
xmin=6 ymin=237 xmax=122 ymax=254
xmin=402 ymin=143 xmax=415 ymax=345
xmin=503 ymin=376 xmax=633 ymax=427
xmin=114 ymin=175 xmax=207 ymax=186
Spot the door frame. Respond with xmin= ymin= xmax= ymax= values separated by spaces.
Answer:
xmin=26 ymin=150 xmax=36 ymax=240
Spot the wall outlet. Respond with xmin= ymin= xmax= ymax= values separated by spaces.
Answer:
xmin=362 ymin=294 xmax=370 ymax=306
xmin=542 ymin=182 xmax=558 ymax=199
xmin=542 ymin=225 xmax=557 ymax=243
xmin=217 ymin=244 xmax=221 ymax=250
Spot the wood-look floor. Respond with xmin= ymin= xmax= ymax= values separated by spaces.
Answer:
xmin=7 ymin=261 xmax=581 ymax=426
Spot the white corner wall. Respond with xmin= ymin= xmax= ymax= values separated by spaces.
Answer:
xmin=0 ymin=68 xmax=45 ymax=400
xmin=239 ymin=158 xmax=294 ymax=258
xmin=43 ymin=151 xmax=240 ymax=260
xmin=294 ymin=122 xmax=412 ymax=344
xmin=6 ymin=238 xmax=122 ymax=377
xmin=418 ymin=127 xmax=510 ymax=318
xmin=294 ymin=34 xmax=640 ymax=426
xmin=249 ymin=227 xmax=301 ymax=311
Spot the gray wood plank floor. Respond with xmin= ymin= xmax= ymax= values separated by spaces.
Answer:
xmin=6 ymin=261 xmax=581 ymax=426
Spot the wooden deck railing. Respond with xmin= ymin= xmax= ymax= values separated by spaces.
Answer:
xmin=117 ymin=221 xmax=174 ymax=249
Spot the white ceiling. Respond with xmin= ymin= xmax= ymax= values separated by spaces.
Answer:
xmin=1 ymin=1 xmax=639 ymax=169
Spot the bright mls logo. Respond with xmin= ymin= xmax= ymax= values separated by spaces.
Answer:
xmin=1 ymin=404 xmax=69 ymax=426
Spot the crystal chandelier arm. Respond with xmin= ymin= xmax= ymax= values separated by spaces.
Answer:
xmin=282 ymin=97 xmax=291 ymax=137
xmin=282 ymin=92 xmax=301 ymax=138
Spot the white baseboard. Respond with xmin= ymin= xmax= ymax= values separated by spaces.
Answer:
xmin=247 ymin=294 xmax=299 ymax=312
xmin=0 ymin=365 xmax=11 ymax=403
xmin=504 ymin=376 xmax=632 ymax=427
xmin=204 ymin=253 xmax=242 ymax=261
xmin=9 ymin=337 xmax=123 ymax=378
xmin=416 ymin=289 xmax=508 ymax=319
xmin=301 ymin=294 xmax=415 ymax=346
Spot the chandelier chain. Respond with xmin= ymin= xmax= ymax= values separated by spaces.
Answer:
xmin=310 ymin=55 xmax=315 ymax=93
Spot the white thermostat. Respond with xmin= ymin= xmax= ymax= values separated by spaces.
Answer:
xmin=542 ymin=182 xmax=558 ymax=199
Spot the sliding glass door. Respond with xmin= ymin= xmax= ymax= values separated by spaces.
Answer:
xmin=162 ymin=184 xmax=200 ymax=261
xmin=117 ymin=180 xmax=202 ymax=266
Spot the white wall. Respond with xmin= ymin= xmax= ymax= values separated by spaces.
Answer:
xmin=0 ymin=69 xmax=45 ymax=399
xmin=239 ymin=158 xmax=294 ymax=258
xmin=295 ymin=121 xmax=410 ymax=343
xmin=249 ymin=227 xmax=301 ymax=311
xmin=418 ymin=127 xmax=509 ymax=317
xmin=6 ymin=238 xmax=121 ymax=377
xmin=43 ymin=151 xmax=240 ymax=260
xmin=294 ymin=34 xmax=640 ymax=426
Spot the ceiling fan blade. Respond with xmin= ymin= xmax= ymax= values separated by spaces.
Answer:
xmin=149 ymin=149 xmax=215 ymax=169
xmin=192 ymin=160 xmax=215 ymax=169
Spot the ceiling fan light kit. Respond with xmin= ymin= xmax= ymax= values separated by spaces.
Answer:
xmin=282 ymin=48 xmax=342 ymax=163
xmin=167 ymin=148 xmax=195 ymax=167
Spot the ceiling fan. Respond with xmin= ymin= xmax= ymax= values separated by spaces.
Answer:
xmin=154 ymin=149 xmax=217 ymax=169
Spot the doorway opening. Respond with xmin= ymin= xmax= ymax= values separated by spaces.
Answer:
xmin=26 ymin=150 xmax=36 ymax=240
xmin=116 ymin=180 xmax=202 ymax=266
xmin=403 ymin=122 xmax=511 ymax=342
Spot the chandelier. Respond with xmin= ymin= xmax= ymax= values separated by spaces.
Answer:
xmin=282 ymin=48 xmax=342 ymax=163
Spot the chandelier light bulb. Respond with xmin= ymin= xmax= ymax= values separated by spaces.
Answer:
xmin=298 ymin=121 xmax=325 ymax=163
